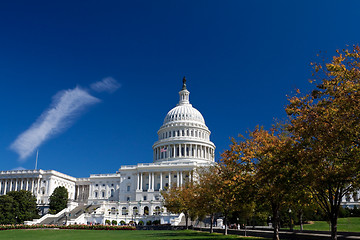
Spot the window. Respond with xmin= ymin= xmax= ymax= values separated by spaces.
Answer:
xmin=174 ymin=175 xmax=177 ymax=178
xmin=95 ymin=184 xmax=98 ymax=187
xmin=127 ymin=196 xmax=130 ymax=201
xmin=111 ymin=189 xmax=114 ymax=197
xmin=127 ymin=185 xmax=130 ymax=192
xmin=122 ymin=207 xmax=127 ymax=215
xmin=144 ymin=196 xmax=147 ymax=201
xmin=94 ymin=191 xmax=98 ymax=198
xmin=111 ymin=183 xmax=114 ymax=187
xmin=128 ymin=176 xmax=131 ymax=179
xmin=102 ymin=191 xmax=105 ymax=198
xmin=133 ymin=207 xmax=138 ymax=215
xmin=102 ymin=184 xmax=105 ymax=187
xmin=154 ymin=206 xmax=161 ymax=215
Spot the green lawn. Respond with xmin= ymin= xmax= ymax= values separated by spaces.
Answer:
xmin=293 ymin=217 xmax=360 ymax=232
xmin=0 ymin=229 xmax=266 ymax=240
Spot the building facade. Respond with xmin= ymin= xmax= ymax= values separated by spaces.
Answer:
xmin=1 ymin=79 xmax=216 ymax=225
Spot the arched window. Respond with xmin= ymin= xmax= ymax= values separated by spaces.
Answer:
xmin=111 ymin=207 xmax=116 ymax=214
xmin=102 ymin=191 xmax=105 ymax=198
xmin=144 ymin=206 xmax=149 ymax=215
xmin=133 ymin=207 xmax=138 ymax=215
xmin=122 ymin=207 xmax=127 ymax=215
xmin=94 ymin=191 xmax=98 ymax=198
xmin=110 ymin=189 xmax=114 ymax=197
xmin=154 ymin=206 xmax=161 ymax=215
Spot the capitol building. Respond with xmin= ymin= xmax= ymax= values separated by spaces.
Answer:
xmin=0 ymin=79 xmax=216 ymax=225
xmin=1 ymin=79 xmax=358 ymax=226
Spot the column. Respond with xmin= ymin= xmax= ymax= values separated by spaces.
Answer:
xmin=137 ymin=173 xmax=140 ymax=191
xmin=151 ymin=172 xmax=155 ymax=191
xmin=168 ymin=172 xmax=171 ymax=189
xmin=160 ymin=172 xmax=163 ymax=191
xmin=180 ymin=172 xmax=183 ymax=186
xmin=37 ymin=178 xmax=40 ymax=194
xmin=177 ymin=171 xmax=180 ymax=187
xmin=15 ymin=179 xmax=18 ymax=191
xmin=195 ymin=145 xmax=198 ymax=158
xmin=140 ymin=173 xmax=143 ymax=191
xmin=20 ymin=179 xmax=24 ymax=190
xmin=148 ymin=172 xmax=151 ymax=190
xmin=31 ymin=179 xmax=34 ymax=194
xmin=173 ymin=145 xmax=176 ymax=158
xmin=4 ymin=180 xmax=7 ymax=195
xmin=9 ymin=180 xmax=13 ymax=192
xmin=0 ymin=180 xmax=2 ymax=194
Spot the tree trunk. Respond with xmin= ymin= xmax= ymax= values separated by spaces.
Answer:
xmin=185 ymin=213 xmax=189 ymax=230
xmin=224 ymin=213 xmax=228 ymax=235
xmin=272 ymin=206 xmax=280 ymax=240
xmin=330 ymin=213 xmax=338 ymax=240
xmin=210 ymin=213 xmax=214 ymax=233
xmin=299 ymin=210 xmax=303 ymax=232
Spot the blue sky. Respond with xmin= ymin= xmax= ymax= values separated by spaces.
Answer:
xmin=1 ymin=1 xmax=359 ymax=177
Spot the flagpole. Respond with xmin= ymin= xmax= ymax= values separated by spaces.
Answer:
xmin=35 ymin=150 xmax=38 ymax=170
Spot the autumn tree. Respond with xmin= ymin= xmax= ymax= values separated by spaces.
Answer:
xmin=195 ymin=166 xmax=223 ymax=233
xmin=286 ymin=46 xmax=360 ymax=240
xmin=49 ymin=186 xmax=68 ymax=214
xmin=161 ymin=182 xmax=196 ymax=229
xmin=225 ymin=126 xmax=300 ymax=240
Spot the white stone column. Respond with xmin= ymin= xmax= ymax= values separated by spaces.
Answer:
xmin=9 ymin=180 xmax=13 ymax=192
xmin=168 ymin=172 xmax=171 ymax=189
xmin=180 ymin=172 xmax=183 ymax=186
xmin=37 ymin=178 xmax=40 ymax=195
xmin=148 ymin=172 xmax=151 ymax=190
xmin=20 ymin=179 xmax=24 ymax=190
xmin=15 ymin=179 xmax=18 ymax=191
xmin=4 ymin=180 xmax=7 ymax=195
xmin=177 ymin=171 xmax=180 ymax=187
xmin=137 ymin=173 xmax=140 ymax=191
xmin=160 ymin=172 xmax=163 ymax=191
xmin=151 ymin=172 xmax=155 ymax=190
xmin=0 ymin=180 xmax=2 ymax=194
xmin=31 ymin=179 xmax=34 ymax=194
xmin=140 ymin=173 xmax=143 ymax=191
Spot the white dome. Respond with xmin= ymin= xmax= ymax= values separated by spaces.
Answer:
xmin=163 ymin=105 xmax=205 ymax=125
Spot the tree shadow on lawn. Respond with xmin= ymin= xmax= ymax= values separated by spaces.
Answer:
xmin=143 ymin=231 xmax=260 ymax=240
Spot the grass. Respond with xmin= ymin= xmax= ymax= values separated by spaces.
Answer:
xmin=0 ymin=229 xmax=266 ymax=240
xmin=293 ymin=217 xmax=360 ymax=232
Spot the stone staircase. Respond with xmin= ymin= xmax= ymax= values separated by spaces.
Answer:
xmin=36 ymin=204 xmax=99 ymax=225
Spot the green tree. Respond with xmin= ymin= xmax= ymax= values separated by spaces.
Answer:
xmin=49 ymin=186 xmax=68 ymax=214
xmin=0 ymin=195 xmax=16 ymax=224
xmin=0 ymin=190 xmax=39 ymax=224
xmin=286 ymin=46 xmax=360 ymax=240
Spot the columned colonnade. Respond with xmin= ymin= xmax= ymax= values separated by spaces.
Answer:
xmin=136 ymin=170 xmax=192 ymax=191
xmin=154 ymin=144 xmax=214 ymax=161
xmin=0 ymin=177 xmax=41 ymax=196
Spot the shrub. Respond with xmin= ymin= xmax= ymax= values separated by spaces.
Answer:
xmin=111 ymin=220 xmax=117 ymax=226
xmin=138 ymin=220 xmax=144 ymax=226
xmin=105 ymin=219 xmax=111 ymax=225
xmin=146 ymin=220 xmax=152 ymax=226
xmin=120 ymin=220 xmax=126 ymax=225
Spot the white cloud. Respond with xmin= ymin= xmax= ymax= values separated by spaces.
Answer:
xmin=12 ymin=166 xmax=26 ymax=170
xmin=90 ymin=77 xmax=121 ymax=93
xmin=10 ymin=87 xmax=100 ymax=161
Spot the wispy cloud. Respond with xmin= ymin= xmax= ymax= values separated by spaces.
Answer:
xmin=12 ymin=166 xmax=26 ymax=171
xmin=10 ymin=87 xmax=100 ymax=161
xmin=90 ymin=77 xmax=121 ymax=93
